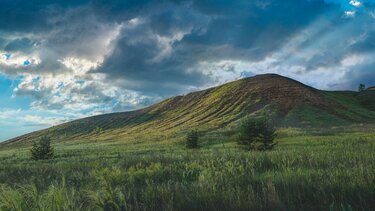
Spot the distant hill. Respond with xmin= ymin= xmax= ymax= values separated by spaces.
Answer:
xmin=2 ymin=74 xmax=375 ymax=147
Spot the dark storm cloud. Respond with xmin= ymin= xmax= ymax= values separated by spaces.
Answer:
xmin=92 ymin=2 xmax=213 ymax=95
xmin=188 ymin=0 xmax=328 ymax=50
xmin=0 ymin=0 xmax=91 ymax=33
xmin=94 ymin=0 xmax=335 ymax=96
xmin=1 ymin=0 xmax=375 ymax=113
xmin=4 ymin=38 xmax=35 ymax=53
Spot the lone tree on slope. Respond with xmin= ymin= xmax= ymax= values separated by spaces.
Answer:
xmin=186 ymin=130 xmax=199 ymax=149
xmin=30 ymin=136 xmax=54 ymax=160
xmin=236 ymin=113 xmax=276 ymax=150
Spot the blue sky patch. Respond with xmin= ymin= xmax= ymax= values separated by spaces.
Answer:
xmin=23 ymin=60 xmax=30 ymax=66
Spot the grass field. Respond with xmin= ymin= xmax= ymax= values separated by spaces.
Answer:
xmin=0 ymin=125 xmax=374 ymax=211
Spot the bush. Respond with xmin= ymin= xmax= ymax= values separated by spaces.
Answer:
xmin=94 ymin=126 xmax=103 ymax=134
xmin=30 ymin=136 xmax=54 ymax=160
xmin=236 ymin=114 xmax=276 ymax=150
xmin=186 ymin=130 xmax=199 ymax=149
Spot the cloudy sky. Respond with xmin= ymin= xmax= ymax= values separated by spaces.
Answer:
xmin=1 ymin=0 xmax=375 ymax=141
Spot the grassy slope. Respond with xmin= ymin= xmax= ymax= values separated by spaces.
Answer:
xmin=2 ymin=74 xmax=375 ymax=148
xmin=357 ymin=90 xmax=375 ymax=111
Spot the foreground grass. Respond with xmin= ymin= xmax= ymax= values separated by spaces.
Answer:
xmin=0 ymin=127 xmax=374 ymax=211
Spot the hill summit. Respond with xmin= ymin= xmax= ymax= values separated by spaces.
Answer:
xmin=3 ymin=74 xmax=375 ymax=146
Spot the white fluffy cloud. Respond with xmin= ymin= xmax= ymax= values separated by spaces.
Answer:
xmin=3 ymin=16 xmax=154 ymax=115
xmin=58 ymin=57 xmax=100 ymax=75
xmin=349 ymin=0 xmax=362 ymax=7
xmin=0 ymin=51 xmax=41 ymax=68
xmin=345 ymin=11 xmax=356 ymax=17
xmin=14 ymin=70 xmax=154 ymax=114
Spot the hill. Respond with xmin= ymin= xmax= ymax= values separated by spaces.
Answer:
xmin=2 ymin=74 xmax=375 ymax=147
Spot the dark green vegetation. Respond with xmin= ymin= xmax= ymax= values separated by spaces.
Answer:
xmin=236 ymin=114 xmax=276 ymax=150
xmin=0 ymin=74 xmax=374 ymax=210
xmin=186 ymin=130 xmax=199 ymax=149
xmin=30 ymin=136 xmax=54 ymax=160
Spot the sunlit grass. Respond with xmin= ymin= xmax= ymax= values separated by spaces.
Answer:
xmin=0 ymin=126 xmax=374 ymax=210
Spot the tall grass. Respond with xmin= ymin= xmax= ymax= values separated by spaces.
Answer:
xmin=0 ymin=127 xmax=374 ymax=210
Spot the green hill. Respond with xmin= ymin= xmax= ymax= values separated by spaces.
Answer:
xmin=0 ymin=74 xmax=374 ymax=211
xmin=2 ymin=74 xmax=375 ymax=147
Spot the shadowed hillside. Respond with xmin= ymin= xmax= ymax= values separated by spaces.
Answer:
xmin=358 ymin=89 xmax=375 ymax=111
xmin=2 ymin=74 xmax=375 ymax=147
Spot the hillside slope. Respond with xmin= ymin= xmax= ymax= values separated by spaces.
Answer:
xmin=3 ymin=74 xmax=375 ymax=146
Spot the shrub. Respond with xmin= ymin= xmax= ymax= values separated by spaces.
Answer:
xmin=236 ymin=114 xmax=276 ymax=150
xmin=30 ymin=136 xmax=54 ymax=160
xmin=186 ymin=130 xmax=199 ymax=149
xmin=94 ymin=126 xmax=103 ymax=134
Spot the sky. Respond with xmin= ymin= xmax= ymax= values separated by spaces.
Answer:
xmin=1 ymin=0 xmax=375 ymax=141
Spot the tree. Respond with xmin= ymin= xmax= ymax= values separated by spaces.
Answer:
xmin=30 ymin=136 xmax=54 ymax=160
xmin=258 ymin=115 xmax=276 ymax=150
xmin=236 ymin=114 xmax=276 ymax=150
xmin=358 ymin=84 xmax=366 ymax=92
xmin=186 ymin=130 xmax=199 ymax=149
xmin=94 ymin=126 xmax=103 ymax=134
xmin=236 ymin=117 xmax=261 ymax=147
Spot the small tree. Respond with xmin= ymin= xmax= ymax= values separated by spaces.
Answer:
xmin=236 ymin=117 xmax=261 ymax=147
xmin=94 ymin=126 xmax=103 ymax=134
xmin=358 ymin=84 xmax=366 ymax=92
xmin=186 ymin=130 xmax=199 ymax=149
xmin=30 ymin=136 xmax=54 ymax=160
xmin=258 ymin=114 xmax=276 ymax=150
xmin=236 ymin=114 xmax=276 ymax=150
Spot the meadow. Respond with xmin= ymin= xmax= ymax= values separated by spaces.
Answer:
xmin=0 ymin=126 xmax=374 ymax=211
